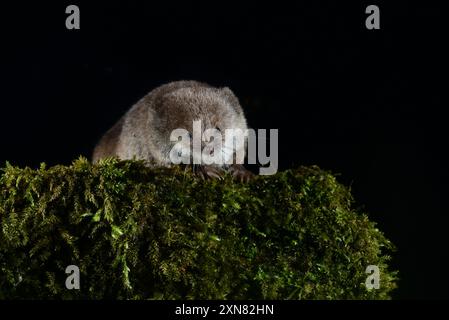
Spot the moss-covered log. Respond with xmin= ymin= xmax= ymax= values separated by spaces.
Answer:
xmin=0 ymin=158 xmax=397 ymax=299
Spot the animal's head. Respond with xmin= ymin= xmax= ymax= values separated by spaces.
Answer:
xmin=158 ymin=86 xmax=248 ymax=165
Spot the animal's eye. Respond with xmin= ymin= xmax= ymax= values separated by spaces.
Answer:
xmin=215 ymin=126 xmax=221 ymax=132
xmin=187 ymin=132 xmax=192 ymax=139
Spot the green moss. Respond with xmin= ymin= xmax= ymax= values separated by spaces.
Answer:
xmin=0 ymin=157 xmax=397 ymax=299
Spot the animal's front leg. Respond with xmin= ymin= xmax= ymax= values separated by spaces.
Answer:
xmin=196 ymin=165 xmax=226 ymax=180
xmin=228 ymin=164 xmax=254 ymax=182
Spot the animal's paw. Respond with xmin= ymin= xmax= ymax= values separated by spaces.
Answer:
xmin=196 ymin=165 xmax=225 ymax=180
xmin=228 ymin=164 xmax=254 ymax=183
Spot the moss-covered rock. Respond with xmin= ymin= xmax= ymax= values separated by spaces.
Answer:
xmin=0 ymin=158 xmax=397 ymax=299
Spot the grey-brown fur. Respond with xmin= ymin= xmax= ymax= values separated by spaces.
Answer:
xmin=92 ymin=81 xmax=253 ymax=180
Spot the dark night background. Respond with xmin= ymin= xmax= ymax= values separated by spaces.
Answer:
xmin=0 ymin=1 xmax=447 ymax=299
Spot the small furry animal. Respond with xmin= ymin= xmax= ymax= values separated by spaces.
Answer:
xmin=92 ymin=80 xmax=253 ymax=181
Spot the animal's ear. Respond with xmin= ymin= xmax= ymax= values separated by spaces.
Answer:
xmin=220 ymin=87 xmax=244 ymax=115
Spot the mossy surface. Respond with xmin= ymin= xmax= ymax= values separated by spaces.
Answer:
xmin=0 ymin=158 xmax=397 ymax=299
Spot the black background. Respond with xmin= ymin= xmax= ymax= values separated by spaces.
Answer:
xmin=0 ymin=1 xmax=447 ymax=299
